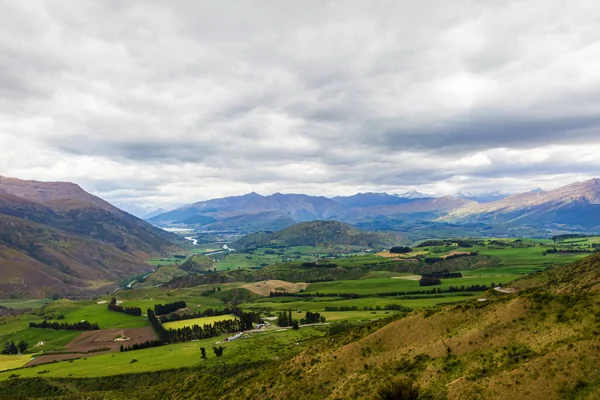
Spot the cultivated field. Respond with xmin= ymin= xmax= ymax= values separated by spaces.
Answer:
xmin=163 ymin=315 xmax=237 ymax=330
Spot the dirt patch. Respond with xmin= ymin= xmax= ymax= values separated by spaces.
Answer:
xmin=26 ymin=327 xmax=158 ymax=367
xmin=376 ymin=251 xmax=426 ymax=259
xmin=391 ymin=275 xmax=422 ymax=281
xmin=26 ymin=352 xmax=101 ymax=367
xmin=444 ymin=251 xmax=471 ymax=258
xmin=242 ymin=280 xmax=309 ymax=296
xmin=66 ymin=327 xmax=157 ymax=353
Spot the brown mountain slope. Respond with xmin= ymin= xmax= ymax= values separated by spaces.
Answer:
xmin=0 ymin=177 xmax=183 ymax=297
xmin=446 ymin=178 xmax=600 ymax=228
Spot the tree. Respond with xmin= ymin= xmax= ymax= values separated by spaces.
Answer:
xmin=213 ymin=346 xmax=224 ymax=357
xmin=17 ymin=341 xmax=28 ymax=354
xmin=2 ymin=341 xmax=17 ymax=355
xmin=200 ymin=347 xmax=207 ymax=359
xmin=389 ymin=246 xmax=412 ymax=254
xmin=292 ymin=320 xmax=299 ymax=330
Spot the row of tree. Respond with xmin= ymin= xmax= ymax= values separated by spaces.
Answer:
xmin=108 ymin=297 xmax=142 ymax=316
xmin=29 ymin=320 xmax=100 ymax=331
xmin=159 ymin=307 xmax=237 ymax=323
xmin=154 ymin=301 xmax=187 ymax=315
xmin=2 ymin=340 xmax=28 ymax=355
xmin=389 ymin=246 xmax=412 ymax=254
xmin=120 ymin=340 xmax=164 ymax=352
xmin=147 ymin=307 xmax=259 ymax=344
xmin=300 ymin=311 xmax=325 ymax=325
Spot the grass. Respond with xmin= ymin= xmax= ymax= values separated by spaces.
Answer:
xmin=0 ymin=355 xmax=31 ymax=372
xmin=163 ymin=315 xmax=237 ymax=330
xmin=0 ymin=299 xmax=50 ymax=309
xmin=305 ymin=276 xmax=513 ymax=295
xmin=43 ymin=300 xmax=148 ymax=329
xmin=242 ymin=293 xmax=475 ymax=313
xmin=0 ymin=327 xmax=326 ymax=380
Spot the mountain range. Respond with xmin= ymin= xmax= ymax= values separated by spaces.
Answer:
xmin=148 ymin=179 xmax=600 ymax=234
xmin=0 ymin=176 xmax=183 ymax=297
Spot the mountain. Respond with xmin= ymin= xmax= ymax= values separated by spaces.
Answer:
xmin=232 ymin=220 xmax=399 ymax=250
xmin=149 ymin=192 xmax=343 ymax=228
xmin=332 ymin=192 xmax=414 ymax=208
xmin=446 ymin=178 xmax=600 ymax=229
xmin=111 ymin=202 xmax=152 ymax=218
xmin=0 ymin=176 xmax=183 ymax=297
xmin=457 ymin=189 xmax=511 ymax=203
xmin=144 ymin=207 xmax=169 ymax=219
xmin=148 ymin=191 xmax=469 ymax=232
xmin=394 ymin=190 xmax=434 ymax=199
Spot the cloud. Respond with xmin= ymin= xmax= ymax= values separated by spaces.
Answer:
xmin=1 ymin=0 xmax=600 ymax=207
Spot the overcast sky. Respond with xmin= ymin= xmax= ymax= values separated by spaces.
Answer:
xmin=1 ymin=0 xmax=600 ymax=210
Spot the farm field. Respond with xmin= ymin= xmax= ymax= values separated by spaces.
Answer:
xmin=0 ymin=327 xmax=326 ymax=381
xmin=163 ymin=315 xmax=237 ymax=330
xmin=304 ymin=275 xmax=513 ymax=295
xmin=0 ymin=299 xmax=50 ymax=309
xmin=0 ymin=355 xmax=31 ymax=372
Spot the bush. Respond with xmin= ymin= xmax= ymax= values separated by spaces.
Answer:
xmin=375 ymin=379 xmax=420 ymax=400
xmin=389 ymin=246 xmax=412 ymax=254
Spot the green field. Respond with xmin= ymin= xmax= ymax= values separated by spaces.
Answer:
xmin=304 ymin=275 xmax=513 ymax=295
xmin=163 ymin=315 xmax=237 ymax=330
xmin=0 ymin=327 xmax=326 ymax=381
xmin=0 ymin=299 xmax=50 ymax=309
xmin=43 ymin=300 xmax=149 ymax=329
xmin=0 ymin=355 xmax=31 ymax=372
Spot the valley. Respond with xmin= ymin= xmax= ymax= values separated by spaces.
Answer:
xmin=1 ymin=176 xmax=600 ymax=399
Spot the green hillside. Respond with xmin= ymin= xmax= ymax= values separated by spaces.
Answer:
xmin=232 ymin=220 xmax=400 ymax=250
xmin=179 ymin=254 xmax=215 ymax=273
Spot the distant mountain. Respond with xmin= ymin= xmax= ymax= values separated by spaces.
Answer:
xmin=341 ymin=196 xmax=476 ymax=224
xmin=332 ymin=192 xmax=413 ymax=208
xmin=144 ymin=207 xmax=169 ymax=219
xmin=149 ymin=192 xmax=343 ymax=228
xmin=149 ymin=190 xmax=475 ymax=232
xmin=446 ymin=179 xmax=600 ymax=229
xmin=0 ymin=176 xmax=183 ymax=297
xmin=394 ymin=190 xmax=434 ymax=199
xmin=457 ymin=190 xmax=511 ymax=203
xmin=112 ymin=202 xmax=151 ymax=218
xmin=232 ymin=220 xmax=399 ymax=250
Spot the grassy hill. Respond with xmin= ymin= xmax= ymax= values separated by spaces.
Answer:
xmin=232 ymin=220 xmax=400 ymax=250
xmin=179 ymin=254 xmax=215 ymax=273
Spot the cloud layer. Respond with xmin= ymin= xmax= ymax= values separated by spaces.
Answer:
xmin=1 ymin=0 xmax=600 ymax=208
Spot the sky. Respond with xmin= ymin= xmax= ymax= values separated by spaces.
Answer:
xmin=1 ymin=0 xmax=600 ymax=212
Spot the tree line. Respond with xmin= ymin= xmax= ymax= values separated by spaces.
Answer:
xmin=159 ymin=307 xmax=238 ymax=323
xmin=108 ymin=297 xmax=142 ymax=316
xmin=300 ymin=311 xmax=325 ymax=325
xmin=154 ymin=301 xmax=187 ymax=315
xmin=2 ymin=340 xmax=28 ymax=355
xmin=147 ymin=308 xmax=259 ymax=345
xmin=287 ymin=283 xmax=499 ymax=299
xmin=29 ymin=320 xmax=100 ymax=331
xmin=324 ymin=304 xmax=413 ymax=312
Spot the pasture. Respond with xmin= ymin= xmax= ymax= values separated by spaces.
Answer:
xmin=0 ymin=355 xmax=31 ymax=372
xmin=0 ymin=299 xmax=50 ymax=309
xmin=0 ymin=327 xmax=326 ymax=380
xmin=163 ymin=315 xmax=237 ymax=330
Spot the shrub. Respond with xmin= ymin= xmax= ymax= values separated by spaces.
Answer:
xmin=375 ymin=379 xmax=420 ymax=400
